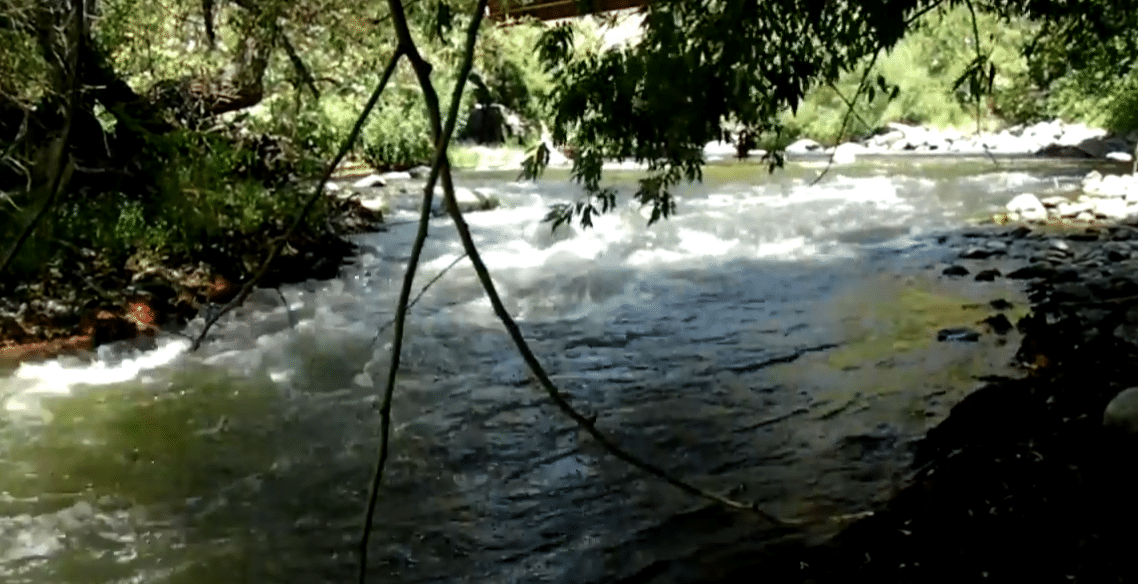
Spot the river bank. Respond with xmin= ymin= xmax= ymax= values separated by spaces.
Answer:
xmin=619 ymin=219 xmax=1138 ymax=583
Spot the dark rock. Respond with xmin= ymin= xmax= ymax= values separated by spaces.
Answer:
xmin=974 ymin=269 xmax=1001 ymax=281
xmin=407 ymin=165 xmax=432 ymax=179
xmin=1052 ymin=266 xmax=1081 ymax=283
xmin=1006 ymin=265 xmax=1058 ymax=279
xmin=942 ymin=265 xmax=970 ymax=277
xmin=1050 ymin=283 xmax=1094 ymax=302
xmin=982 ymin=314 xmax=1014 ymax=335
xmin=1008 ymin=226 xmax=1032 ymax=239
xmin=937 ymin=327 xmax=981 ymax=342
xmin=990 ymin=298 xmax=1014 ymax=310
xmin=1069 ymin=231 xmax=1101 ymax=242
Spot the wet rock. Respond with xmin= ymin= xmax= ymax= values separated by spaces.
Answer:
xmin=1007 ymin=265 xmax=1058 ymax=280
xmin=974 ymin=269 xmax=1001 ymax=281
xmin=1049 ymin=239 xmax=1071 ymax=252
xmin=380 ymin=171 xmax=413 ymax=181
xmin=937 ymin=327 xmax=981 ymax=342
xmin=1069 ymin=231 xmax=1101 ymax=242
xmin=981 ymin=314 xmax=1014 ymax=335
xmin=1103 ymin=387 xmax=1138 ymax=434
xmin=1008 ymin=226 xmax=1033 ymax=239
xmin=1050 ymin=283 xmax=1094 ymax=302
xmin=407 ymin=165 xmax=433 ymax=179
xmin=1052 ymin=265 xmax=1082 ymax=283
xmin=942 ymin=265 xmax=970 ymax=277
xmin=990 ymin=298 xmax=1014 ymax=310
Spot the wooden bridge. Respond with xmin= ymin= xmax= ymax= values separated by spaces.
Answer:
xmin=487 ymin=0 xmax=649 ymax=22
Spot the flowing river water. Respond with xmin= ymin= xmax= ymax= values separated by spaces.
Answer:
xmin=0 ymin=158 xmax=1098 ymax=583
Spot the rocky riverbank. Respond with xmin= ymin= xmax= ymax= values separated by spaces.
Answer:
xmin=641 ymin=220 xmax=1138 ymax=583
xmin=778 ymin=120 xmax=1138 ymax=164
xmin=0 ymin=194 xmax=384 ymax=366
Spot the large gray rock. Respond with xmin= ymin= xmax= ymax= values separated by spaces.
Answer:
xmin=1104 ymin=387 xmax=1138 ymax=434
xmin=1006 ymin=193 xmax=1048 ymax=221
xmin=1076 ymin=137 xmax=1132 ymax=159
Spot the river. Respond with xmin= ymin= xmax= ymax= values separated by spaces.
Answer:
xmin=0 ymin=157 xmax=1096 ymax=583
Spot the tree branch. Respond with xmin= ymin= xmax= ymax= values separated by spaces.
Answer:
xmin=358 ymin=0 xmax=488 ymax=581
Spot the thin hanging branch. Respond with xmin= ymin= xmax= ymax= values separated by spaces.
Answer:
xmin=190 ymin=48 xmax=405 ymax=351
xmin=357 ymin=0 xmax=488 ymax=581
xmin=810 ymin=47 xmax=883 ymax=187
xmin=369 ymin=252 xmax=468 ymax=347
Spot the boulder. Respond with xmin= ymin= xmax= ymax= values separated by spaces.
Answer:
xmin=1106 ymin=151 xmax=1134 ymax=163
xmin=1103 ymin=387 xmax=1138 ymax=434
xmin=1006 ymin=193 xmax=1048 ymax=221
xmin=1075 ymin=137 xmax=1132 ymax=159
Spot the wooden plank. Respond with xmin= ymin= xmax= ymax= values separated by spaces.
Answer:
xmin=488 ymin=0 xmax=648 ymax=22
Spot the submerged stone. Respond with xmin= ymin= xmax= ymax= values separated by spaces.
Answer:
xmin=937 ymin=327 xmax=981 ymax=342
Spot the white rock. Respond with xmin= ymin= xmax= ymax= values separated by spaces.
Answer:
xmin=1106 ymin=151 xmax=1134 ymax=163
xmin=1040 ymin=196 xmax=1070 ymax=208
xmin=830 ymin=142 xmax=865 ymax=164
xmin=1094 ymin=198 xmax=1133 ymax=220
xmin=1104 ymin=387 xmax=1138 ymax=434
xmin=786 ymin=138 xmax=823 ymax=154
xmin=1005 ymin=193 xmax=1047 ymax=221
xmin=380 ymin=171 xmax=413 ymax=181
xmin=352 ymin=174 xmax=387 ymax=188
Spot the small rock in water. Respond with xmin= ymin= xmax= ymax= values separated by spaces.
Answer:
xmin=937 ymin=327 xmax=981 ymax=342
xmin=352 ymin=173 xmax=387 ymax=188
xmin=1103 ymin=387 xmax=1138 ymax=434
xmin=943 ymin=265 xmax=970 ymax=276
xmin=1006 ymin=265 xmax=1058 ymax=279
xmin=981 ymin=314 xmax=1014 ymax=335
xmin=974 ymin=269 xmax=1002 ymax=281
xmin=407 ymin=165 xmax=433 ymax=178
xmin=990 ymin=298 xmax=1014 ymax=310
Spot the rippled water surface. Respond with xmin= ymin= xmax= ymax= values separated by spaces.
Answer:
xmin=0 ymin=158 xmax=1095 ymax=583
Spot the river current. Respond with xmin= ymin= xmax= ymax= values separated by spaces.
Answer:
xmin=0 ymin=158 xmax=1094 ymax=583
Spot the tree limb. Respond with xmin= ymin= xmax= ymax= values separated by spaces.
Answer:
xmin=358 ymin=0 xmax=488 ymax=581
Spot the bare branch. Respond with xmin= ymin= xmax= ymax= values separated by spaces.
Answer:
xmin=358 ymin=0 xmax=488 ymax=581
